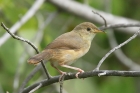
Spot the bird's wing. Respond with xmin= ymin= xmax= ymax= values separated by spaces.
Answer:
xmin=46 ymin=32 xmax=84 ymax=50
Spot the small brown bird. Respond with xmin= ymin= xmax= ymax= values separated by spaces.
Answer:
xmin=28 ymin=22 xmax=103 ymax=78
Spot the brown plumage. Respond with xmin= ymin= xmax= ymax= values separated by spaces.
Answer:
xmin=28 ymin=22 xmax=103 ymax=78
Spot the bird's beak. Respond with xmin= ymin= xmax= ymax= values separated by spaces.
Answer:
xmin=94 ymin=28 xmax=104 ymax=33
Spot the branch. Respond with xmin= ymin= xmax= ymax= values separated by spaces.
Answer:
xmin=94 ymin=29 xmax=140 ymax=70
xmin=48 ymin=0 xmax=140 ymax=34
xmin=99 ymin=23 xmax=140 ymax=30
xmin=19 ymin=65 xmax=42 ymax=93
xmin=18 ymin=23 xmax=140 ymax=93
xmin=92 ymin=11 xmax=107 ymax=27
xmin=107 ymin=30 xmax=140 ymax=70
xmin=1 ymin=22 xmax=39 ymax=53
xmin=18 ymin=22 xmax=140 ymax=93
xmin=104 ymin=0 xmax=140 ymax=71
xmin=22 ymin=70 xmax=140 ymax=93
xmin=19 ymin=11 xmax=59 ymax=93
xmin=14 ymin=13 xmax=50 ymax=93
xmin=0 ymin=0 xmax=45 ymax=47
xmin=1 ymin=22 xmax=51 ymax=80
xmin=59 ymin=75 xmax=65 ymax=93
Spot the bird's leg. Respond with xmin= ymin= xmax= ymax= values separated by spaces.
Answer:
xmin=61 ymin=65 xmax=84 ymax=78
xmin=51 ymin=63 xmax=66 ymax=82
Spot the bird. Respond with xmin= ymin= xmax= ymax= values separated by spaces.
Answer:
xmin=27 ymin=22 xmax=103 ymax=79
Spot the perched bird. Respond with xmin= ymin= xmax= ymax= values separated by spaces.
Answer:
xmin=28 ymin=22 xmax=103 ymax=78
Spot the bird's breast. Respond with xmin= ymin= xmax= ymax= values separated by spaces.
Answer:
xmin=49 ymin=45 xmax=90 ymax=67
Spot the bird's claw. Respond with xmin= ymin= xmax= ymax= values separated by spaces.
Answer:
xmin=59 ymin=72 xmax=67 ymax=82
xmin=75 ymin=69 xmax=84 ymax=78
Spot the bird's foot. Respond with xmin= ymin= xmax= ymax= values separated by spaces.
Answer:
xmin=59 ymin=72 xmax=67 ymax=82
xmin=75 ymin=69 xmax=84 ymax=78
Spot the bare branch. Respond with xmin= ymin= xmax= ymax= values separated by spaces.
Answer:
xmin=48 ymin=0 xmax=140 ymax=34
xmin=107 ymin=30 xmax=140 ymax=70
xmin=51 ymin=84 xmax=68 ymax=93
xmin=99 ymin=23 xmax=140 ymax=30
xmin=1 ymin=22 xmax=38 ymax=52
xmin=92 ymin=11 xmax=107 ymax=27
xmin=13 ymin=52 xmax=27 ymax=93
xmin=14 ymin=13 xmax=46 ymax=93
xmin=22 ymin=70 xmax=140 ymax=93
xmin=1 ymin=22 xmax=51 ymax=80
xmin=19 ymin=65 xmax=42 ymax=93
xmin=19 ymin=11 xmax=59 ymax=93
xmin=0 ymin=0 xmax=45 ymax=47
xmin=103 ymin=0 xmax=140 ymax=71
xmin=21 ymin=28 xmax=140 ymax=92
xmin=94 ymin=29 xmax=140 ymax=71
xmin=60 ymin=75 xmax=65 ymax=93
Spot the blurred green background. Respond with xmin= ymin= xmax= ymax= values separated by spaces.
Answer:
xmin=0 ymin=0 xmax=140 ymax=93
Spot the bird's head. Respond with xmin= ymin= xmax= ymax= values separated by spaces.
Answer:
xmin=73 ymin=22 xmax=104 ymax=41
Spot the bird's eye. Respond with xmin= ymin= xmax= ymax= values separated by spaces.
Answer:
xmin=87 ymin=27 xmax=91 ymax=31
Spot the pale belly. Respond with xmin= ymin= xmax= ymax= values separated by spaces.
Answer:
xmin=50 ymin=48 xmax=89 ymax=67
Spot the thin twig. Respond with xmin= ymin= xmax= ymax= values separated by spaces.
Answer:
xmin=19 ymin=11 xmax=59 ymax=93
xmin=14 ymin=13 xmax=46 ymax=93
xmin=107 ymin=30 xmax=140 ymax=70
xmin=53 ymin=84 xmax=68 ymax=93
xmin=13 ymin=52 xmax=27 ymax=93
xmin=92 ymin=11 xmax=107 ymax=27
xmin=99 ymin=23 xmax=140 ymax=30
xmin=1 ymin=22 xmax=38 ymax=52
xmin=1 ymin=22 xmax=51 ymax=79
xmin=13 ymin=14 xmax=45 ymax=93
xmin=94 ymin=29 xmax=140 ymax=71
xmin=60 ymin=75 xmax=65 ymax=93
xmin=13 ymin=13 xmax=46 ymax=92
xmin=19 ymin=65 xmax=42 ymax=93
xmin=22 ymin=70 xmax=140 ymax=93
xmin=48 ymin=0 xmax=140 ymax=34
xmin=104 ymin=0 xmax=140 ymax=71
xmin=0 ymin=0 xmax=45 ymax=47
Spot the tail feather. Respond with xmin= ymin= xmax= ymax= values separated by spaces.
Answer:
xmin=27 ymin=51 xmax=51 ymax=65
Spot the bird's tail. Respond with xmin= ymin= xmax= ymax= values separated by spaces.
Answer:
xmin=27 ymin=50 xmax=51 ymax=65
